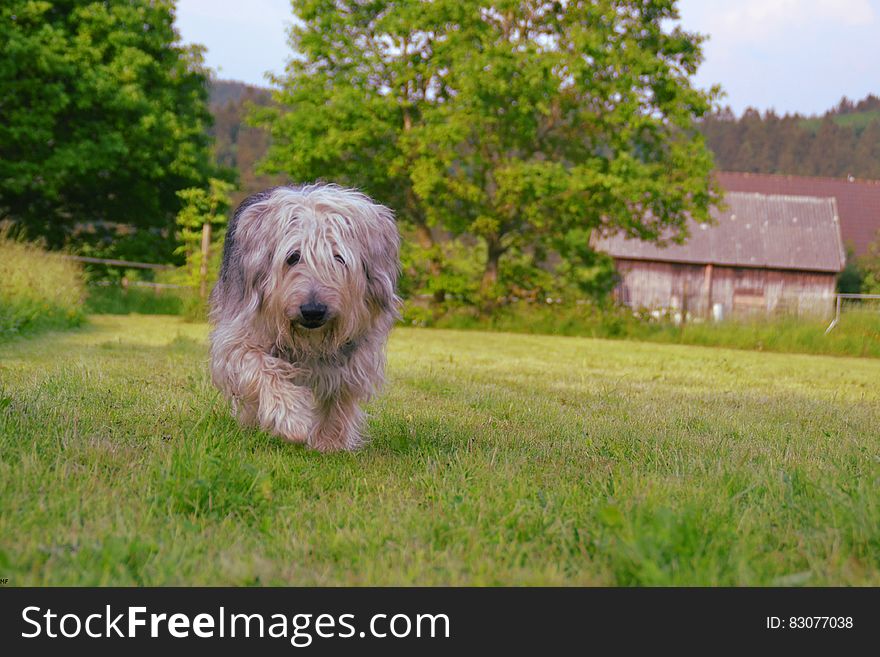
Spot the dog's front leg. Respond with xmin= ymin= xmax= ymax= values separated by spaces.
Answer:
xmin=254 ymin=361 xmax=316 ymax=444
xmin=211 ymin=336 xmax=316 ymax=443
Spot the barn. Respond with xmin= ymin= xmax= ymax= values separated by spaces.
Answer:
xmin=593 ymin=192 xmax=847 ymax=320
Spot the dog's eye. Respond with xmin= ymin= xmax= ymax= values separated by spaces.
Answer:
xmin=334 ymin=254 xmax=346 ymax=266
xmin=287 ymin=251 xmax=301 ymax=266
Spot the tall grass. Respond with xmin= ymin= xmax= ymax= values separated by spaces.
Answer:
xmin=415 ymin=301 xmax=880 ymax=359
xmin=0 ymin=236 xmax=86 ymax=340
xmin=84 ymin=285 xmax=189 ymax=316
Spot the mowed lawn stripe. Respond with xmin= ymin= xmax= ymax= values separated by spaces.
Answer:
xmin=0 ymin=315 xmax=878 ymax=585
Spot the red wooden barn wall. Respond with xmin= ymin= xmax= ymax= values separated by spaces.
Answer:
xmin=613 ymin=259 xmax=837 ymax=318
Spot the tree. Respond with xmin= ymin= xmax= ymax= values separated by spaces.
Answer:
xmin=837 ymin=250 xmax=862 ymax=294
xmin=853 ymin=120 xmax=880 ymax=180
xmin=808 ymin=118 xmax=852 ymax=178
xmin=174 ymin=177 xmax=234 ymax=299
xmin=255 ymin=0 xmax=720 ymax=305
xmin=0 ymin=0 xmax=217 ymax=253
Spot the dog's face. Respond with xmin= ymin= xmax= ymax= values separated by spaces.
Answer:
xmin=230 ymin=186 xmax=400 ymax=353
xmin=274 ymin=208 xmax=367 ymax=340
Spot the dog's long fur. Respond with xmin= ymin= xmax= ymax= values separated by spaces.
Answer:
xmin=209 ymin=184 xmax=400 ymax=452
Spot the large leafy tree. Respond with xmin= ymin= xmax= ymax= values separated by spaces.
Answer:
xmin=0 ymin=0 xmax=216 ymax=251
xmin=256 ymin=0 xmax=720 ymax=302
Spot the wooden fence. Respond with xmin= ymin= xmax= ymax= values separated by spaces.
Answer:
xmin=60 ymin=255 xmax=190 ymax=292
xmin=58 ymin=255 xmax=174 ymax=271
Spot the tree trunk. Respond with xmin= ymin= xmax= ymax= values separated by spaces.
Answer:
xmin=481 ymin=250 xmax=500 ymax=291
xmin=407 ymin=187 xmax=445 ymax=304
xmin=480 ymin=239 xmax=504 ymax=307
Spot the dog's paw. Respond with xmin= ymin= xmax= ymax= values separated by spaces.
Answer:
xmin=258 ymin=383 xmax=316 ymax=444
xmin=231 ymin=397 xmax=259 ymax=427
xmin=308 ymin=407 xmax=365 ymax=452
xmin=308 ymin=429 xmax=363 ymax=453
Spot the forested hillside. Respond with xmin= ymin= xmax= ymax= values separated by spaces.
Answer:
xmin=208 ymin=80 xmax=286 ymax=206
xmin=700 ymin=95 xmax=880 ymax=179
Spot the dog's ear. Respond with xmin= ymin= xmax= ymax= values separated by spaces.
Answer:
xmin=229 ymin=194 xmax=276 ymax=312
xmin=362 ymin=203 xmax=401 ymax=315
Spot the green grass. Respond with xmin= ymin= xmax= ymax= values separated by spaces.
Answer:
xmin=1 ymin=315 xmax=878 ymax=585
xmin=84 ymin=285 xmax=189 ymax=316
xmin=425 ymin=302 xmax=880 ymax=359
xmin=0 ymin=237 xmax=86 ymax=340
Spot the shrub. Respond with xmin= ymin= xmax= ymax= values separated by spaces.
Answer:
xmin=0 ymin=235 xmax=86 ymax=340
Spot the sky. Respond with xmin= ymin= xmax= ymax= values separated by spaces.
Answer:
xmin=175 ymin=0 xmax=880 ymax=117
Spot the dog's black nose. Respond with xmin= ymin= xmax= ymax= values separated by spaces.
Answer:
xmin=299 ymin=302 xmax=328 ymax=327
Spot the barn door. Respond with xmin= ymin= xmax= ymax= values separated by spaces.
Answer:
xmin=732 ymin=269 xmax=767 ymax=316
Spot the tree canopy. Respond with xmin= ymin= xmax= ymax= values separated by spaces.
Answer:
xmin=254 ymin=0 xmax=720 ymax=304
xmin=0 ymin=0 xmax=217 ymax=251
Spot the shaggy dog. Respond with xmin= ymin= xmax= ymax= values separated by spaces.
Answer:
xmin=209 ymin=184 xmax=400 ymax=452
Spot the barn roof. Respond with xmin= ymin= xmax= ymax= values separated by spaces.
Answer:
xmin=716 ymin=171 xmax=880 ymax=257
xmin=593 ymin=192 xmax=846 ymax=273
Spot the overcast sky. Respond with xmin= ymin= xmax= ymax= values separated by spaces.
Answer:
xmin=175 ymin=0 xmax=880 ymax=116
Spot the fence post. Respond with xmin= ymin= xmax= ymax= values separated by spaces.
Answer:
xmin=704 ymin=263 xmax=713 ymax=319
xmin=681 ymin=278 xmax=689 ymax=328
xmin=199 ymin=222 xmax=211 ymax=300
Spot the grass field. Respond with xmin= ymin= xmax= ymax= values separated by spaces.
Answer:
xmin=1 ymin=314 xmax=878 ymax=585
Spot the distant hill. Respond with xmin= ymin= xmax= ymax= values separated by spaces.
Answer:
xmin=207 ymin=79 xmax=286 ymax=205
xmin=209 ymin=79 xmax=271 ymax=110
xmin=699 ymin=94 xmax=880 ymax=179
xmin=799 ymin=96 xmax=880 ymax=133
